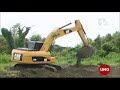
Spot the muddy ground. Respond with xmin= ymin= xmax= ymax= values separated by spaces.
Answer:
xmin=0 ymin=64 xmax=120 ymax=78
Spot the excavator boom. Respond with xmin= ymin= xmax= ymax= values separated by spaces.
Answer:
xmin=40 ymin=20 xmax=91 ymax=51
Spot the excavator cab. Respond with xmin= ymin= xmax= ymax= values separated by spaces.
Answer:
xmin=28 ymin=41 xmax=43 ymax=51
xmin=17 ymin=41 xmax=44 ymax=51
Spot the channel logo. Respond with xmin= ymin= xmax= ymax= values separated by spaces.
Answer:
xmin=99 ymin=64 xmax=110 ymax=75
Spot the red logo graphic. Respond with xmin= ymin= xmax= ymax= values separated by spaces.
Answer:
xmin=99 ymin=64 xmax=110 ymax=75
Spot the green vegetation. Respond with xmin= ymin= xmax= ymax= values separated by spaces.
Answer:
xmin=81 ymin=52 xmax=120 ymax=65
xmin=51 ymin=31 xmax=120 ymax=66
xmin=0 ymin=23 xmax=120 ymax=72
xmin=51 ymin=47 xmax=120 ymax=66
xmin=0 ymin=63 xmax=15 ymax=72
xmin=1 ymin=23 xmax=32 ymax=52
xmin=0 ymin=53 xmax=11 ymax=63
xmin=0 ymin=35 xmax=9 ymax=53
xmin=0 ymin=23 xmax=32 ymax=71
xmin=1 ymin=28 xmax=14 ymax=52
xmin=0 ymin=53 xmax=16 ymax=72
xmin=30 ymin=34 xmax=45 ymax=42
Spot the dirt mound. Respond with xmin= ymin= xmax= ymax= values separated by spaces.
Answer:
xmin=1 ymin=64 xmax=120 ymax=78
xmin=12 ymin=64 xmax=101 ymax=78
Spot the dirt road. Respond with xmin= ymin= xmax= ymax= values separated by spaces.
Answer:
xmin=0 ymin=64 xmax=120 ymax=78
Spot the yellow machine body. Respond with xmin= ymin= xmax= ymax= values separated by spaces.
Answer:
xmin=11 ymin=20 xmax=92 ymax=64
xmin=12 ymin=49 xmax=56 ymax=64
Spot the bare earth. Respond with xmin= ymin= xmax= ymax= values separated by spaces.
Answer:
xmin=0 ymin=64 xmax=120 ymax=78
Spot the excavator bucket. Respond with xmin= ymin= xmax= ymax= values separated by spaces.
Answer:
xmin=76 ymin=45 xmax=94 ymax=66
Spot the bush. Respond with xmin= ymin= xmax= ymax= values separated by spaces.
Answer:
xmin=105 ymin=52 xmax=120 ymax=62
xmin=102 ymin=42 xmax=118 ymax=53
xmin=68 ymin=60 xmax=73 ymax=64
xmin=96 ymin=49 xmax=107 ymax=57
xmin=0 ymin=53 xmax=11 ymax=63
xmin=0 ymin=35 xmax=9 ymax=53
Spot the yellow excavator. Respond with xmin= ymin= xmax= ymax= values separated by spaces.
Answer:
xmin=11 ymin=20 xmax=94 ymax=71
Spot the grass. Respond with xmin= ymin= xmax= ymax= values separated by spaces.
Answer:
xmin=0 ymin=52 xmax=120 ymax=72
xmin=55 ymin=52 xmax=120 ymax=66
xmin=0 ymin=53 xmax=11 ymax=63
xmin=56 ymin=58 xmax=76 ymax=65
xmin=55 ymin=55 xmax=77 ymax=65
xmin=0 ymin=62 xmax=16 ymax=72
xmin=0 ymin=53 xmax=16 ymax=72
xmin=81 ymin=52 xmax=120 ymax=66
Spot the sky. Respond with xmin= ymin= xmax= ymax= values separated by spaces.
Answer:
xmin=0 ymin=12 xmax=119 ymax=47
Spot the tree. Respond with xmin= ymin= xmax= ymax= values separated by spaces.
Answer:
xmin=0 ymin=35 xmax=9 ymax=53
xmin=17 ymin=26 xmax=31 ymax=47
xmin=102 ymin=42 xmax=116 ymax=54
xmin=10 ymin=23 xmax=31 ymax=48
xmin=111 ymin=31 xmax=120 ymax=52
xmin=30 ymin=34 xmax=44 ymax=41
xmin=114 ymin=36 xmax=120 ymax=52
xmin=10 ymin=23 xmax=20 ymax=37
xmin=1 ymin=23 xmax=32 ymax=53
xmin=24 ymin=38 xmax=29 ymax=48
xmin=10 ymin=23 xmax=20 ymax=48
xmin=1 ymin=28 xmax=14 ymax=52
xmin=88 ymin=38 xmax=95 ymax=47
xmin=94 ymin=35 xmax=102 ymax=50
xmin=104 ymin=33 xmax=112 ymax=42
xmin=96 ymin=49 xmax=107 ymax=57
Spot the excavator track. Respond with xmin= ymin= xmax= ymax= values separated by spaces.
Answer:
xmin=44 ymin=64 xmax=62 ymax=71
xmin=14 ymin=63 xmax=62 ymax=72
